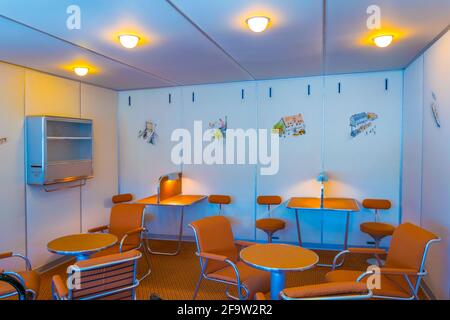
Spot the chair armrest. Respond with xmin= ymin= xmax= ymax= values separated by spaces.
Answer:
xmin=52 ymin=275 xmax=69 ymax=300
xmin=88 ymin=225 xmax=109 ymax=233
xmin=235 ymin=240 xmax=257 ymax=248
xmin=0 ymin=252 xmax=13 ymax=260
xmin=380 ymin=267 xmax=421 ymax=276
xmin=0 ymin=252 xmax=32 ymax=270
xmin=348 ymin=248 xmax=387 ymax=255
xmin=281 ymin=282 xmax=371 ymax=300
xmin=119 ymin=227 xmax=146 ymax=252
xmin=196 ymin=252 xmax=229 ymax=262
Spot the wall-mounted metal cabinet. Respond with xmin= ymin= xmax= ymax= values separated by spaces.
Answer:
xmin=26 ymin=116 xmax=93 ymax=188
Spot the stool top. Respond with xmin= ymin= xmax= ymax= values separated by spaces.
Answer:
xmin=362 ymin=199 xmax=391 ymax=210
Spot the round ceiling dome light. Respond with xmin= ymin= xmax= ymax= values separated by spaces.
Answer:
xmin=373 ymin=35 xmax=393 ymax=48
xmin=246 ymin=16 xmax=270 ymax=33
xmin=73 ymin=67 xmax=89 ymax=77
xmin=119 ymin=34 xmax=140 ymax=49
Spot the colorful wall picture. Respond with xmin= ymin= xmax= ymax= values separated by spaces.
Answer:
xmin=349 ymin=112 xmax=378 ymax=137
xmin=431 ymin=92 xmax=441 ymax=128
xmin=138 ymin=120 xmax=157 ymax=144
xmin=273 ymin=114 xmax=306 ymax=138
xmin=208 ymin=116 xmax=227 ymax=140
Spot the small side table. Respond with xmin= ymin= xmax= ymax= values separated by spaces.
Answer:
xmin=47 ymin=233 xmax=118 ymax=261
xmin=240 ymin=243 xmax=318 ymax=300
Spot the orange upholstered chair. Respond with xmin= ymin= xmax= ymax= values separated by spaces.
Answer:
xmin=88 ymin=195 xmax=150 ymax=281
xmin=255 ymin=196 xmax=285 ymax=243
xmin=208 ymin=195 xmax=231 ymax=215
xmin=326 ymin=223 xmax=440 ymax=300
xmin=52 ymin=250 xmax=141 ymax=300
xmin=255 ymin=281 xmax=372 ymax=300
xmin=190 ymin=216 xmax=270 ymax=300
xmin=0 ymin=252 xmax=40 ymax=300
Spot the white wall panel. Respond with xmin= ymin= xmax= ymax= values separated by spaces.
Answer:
xmin=402 ymin=57 xmax=424 ymax=225
xmin=0 ymin=62 xmax=26 ymax=270
xmin=422 ymin=30 xmax=450 ymax=300
xmin=256 ymin=78 xmax=323 ymax=244
xmin=25 ymin=70 xmax=81 ymax=268
xmin=323 ymin=71 xmax=403 ymax=247
xmin=118 ymin=88 xmax=182 ymax=236
xmin=80 ymin=84 xmax=118 ymax=232
xmin=180 ymin=83 xmax=258 ymax=239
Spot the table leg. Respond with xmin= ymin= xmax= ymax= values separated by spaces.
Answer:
xmin=76 ymin=253 xmax=90 ymax=262
xmin=295 ymin=209 xmax=303 ymax=247
xmin=147 ymin=206 xmax=184 ymax=256
xmin=270 ymin=271 xmax=286 ymax=300
xmin=344 ymin=211 xmax=350 ymax=250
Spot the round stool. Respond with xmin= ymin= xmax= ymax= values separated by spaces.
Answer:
xmin=360 ymin=199 xmax=395 ymax=266
xmin=208 ymin=195 xmax=231 ymax=215
xmin=256 ymin=196 xmax=285 ymax=243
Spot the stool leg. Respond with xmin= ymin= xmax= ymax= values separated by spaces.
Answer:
xmin=267 ymin=232 xmax=272 ymax=243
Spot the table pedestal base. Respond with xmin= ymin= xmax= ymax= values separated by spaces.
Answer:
xmin=270 ymin=271 xmax=286 ymax=300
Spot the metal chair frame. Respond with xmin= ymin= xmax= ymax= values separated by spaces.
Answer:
xmin=52 ymin=254 xmax=141 ymax=300
xmin=90 ymin=208 xmax=151 ymax=281
xmin=0 ymin=253 xmax=37 ymax=300
xmin=190 ymin=224 xmax=250 ymax=300
xmin=331 ymin=238 xmax=441 ymax=300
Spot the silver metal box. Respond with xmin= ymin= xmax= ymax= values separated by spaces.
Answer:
xmin=26 ymin=116 xmax=93 ymax=186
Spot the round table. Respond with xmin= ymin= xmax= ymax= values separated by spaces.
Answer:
xmin=240 ymin=243 xmax=319 ymax=300
xmin=47 ymin=233 xmax=118 ymax=261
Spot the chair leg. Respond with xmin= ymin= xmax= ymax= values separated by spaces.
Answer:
xmin=139 ymin=241 xmax=152 ymax=281
xmin=192 ymin=274 xmax=203 ymax=300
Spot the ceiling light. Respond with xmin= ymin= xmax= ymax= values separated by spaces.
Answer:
xmin=373 ymin=35 xmax=393 ymax=48
xmin=246 ymin=16 xmax=270 ymax=33
xmin=119 ymin=34 xmax=140 ymax=48
xmin=73 ymin=67 xmax=89 ymax=76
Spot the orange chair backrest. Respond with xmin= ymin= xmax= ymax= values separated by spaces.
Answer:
xmin=385 ymin=223 xmax=439 ymax=271
xmin=362 ymin=199 xmax=391 ymax=210
xmin=70 ymin=250 xmax=141 ymax=300
xmin=112 ymin=193 xmax=133 ymax=204
xmin=109 ymin=204 xmax=146 ymax=249
xmin=257 ymin=196 xmax=282 ymax=206
xmin=190 ymin=216 xmax=238 ymax=274
xmin=208 ymin=195 xmax=231 ymax=205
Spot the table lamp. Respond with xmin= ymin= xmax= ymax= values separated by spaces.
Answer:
xmin=316 ymin=172 xmax=329 ymax=209
xmin=157 ymin=172 xmax=181 ymax=203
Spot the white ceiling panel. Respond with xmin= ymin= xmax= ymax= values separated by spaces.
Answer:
xmin=0 ymin=0 xmax=449 ymax=90
xmin=0 ymin=0 xmax=253 ymax=85
xmin=325 ymin=0 xmax=450 ymax=74
xmin=171 ymin=0 xmax=324 ymax=79
xmin=0 ymin=17 xmax=172 ymax=90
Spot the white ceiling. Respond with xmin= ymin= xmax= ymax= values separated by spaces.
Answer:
xmin=0 ymin=0 xmax=448 ymax=90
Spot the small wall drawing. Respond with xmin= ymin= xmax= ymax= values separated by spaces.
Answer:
xmin=350 ymin=112 xmax=378 ymax=137
xmin=138 ymin=121 xmax=157 ymax=145
xmin=0 ymin=137 xmax=7 ymax=145
xmin=273 ymin=114 xmax=306 ymax=138
xmin=430 ymin=92 xmax=441 ymax=128
xmin=208 ymin=116 xmax=227 ymax=140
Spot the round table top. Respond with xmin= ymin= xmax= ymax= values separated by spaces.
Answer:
xmin=240 ymin=244 xmax=319 ymax=272
xmin=47 ymin=233 xmax=118 ymax=256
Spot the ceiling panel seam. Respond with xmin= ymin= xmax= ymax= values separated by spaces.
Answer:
xmin=0 ymin=14 xmax=181 ymax=86
xmin=165 ymin=0 xmax=255 ymax=80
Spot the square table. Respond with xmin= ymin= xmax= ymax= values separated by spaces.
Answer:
xmin=287 ymin=197 xmax=360 ymax=250
xmin=137 ymin=194 xmax=206 ymax=255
